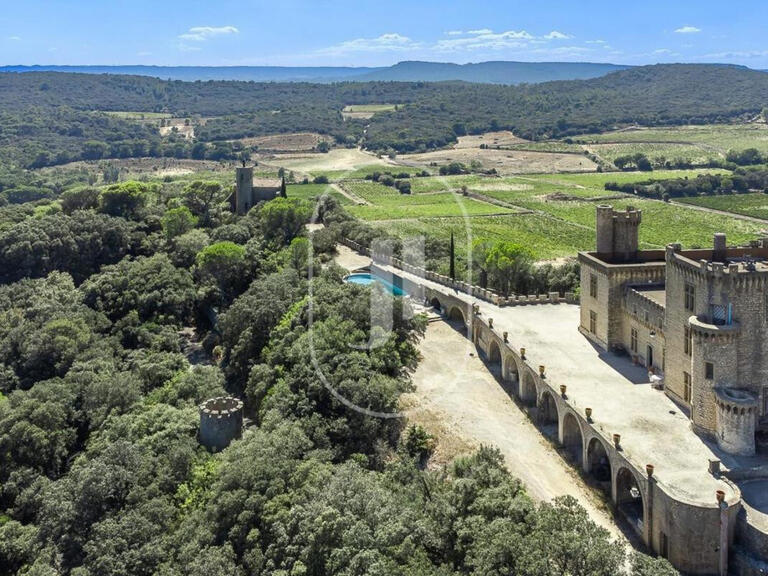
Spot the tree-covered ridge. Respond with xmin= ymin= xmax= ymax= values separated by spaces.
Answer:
xmin=0 ymin=178 xmax=678 ymax=575
xmin=1 ymin=64 xmax=767 ymax=166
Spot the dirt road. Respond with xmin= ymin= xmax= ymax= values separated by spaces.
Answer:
xmin=405 ymin=319 xmax=627 ymax=542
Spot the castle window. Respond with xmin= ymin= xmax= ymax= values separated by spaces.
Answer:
xmin=684 ymin=283 xmax=695 ymax=312
xmin=630 ymin=328 xmax=638 ymax=353
xmin=589 ymin=310 xmax=597 ymax=334
xmin=705 ymin=362 xmax=714 ymax=380
xmin=683 ymin=372 xmax=691 ymax=403
xmin=589 ymin=274 xmax=597 ymax=298
xmin=684 ymin=325 xmax=692 ymax=356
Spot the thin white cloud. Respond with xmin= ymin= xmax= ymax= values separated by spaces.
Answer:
xmin=467 ymin=28 xmax=494 ymax=35
xmin=445 ymin=30 xmax=464 ymax=36
xmin=653 ymin=48 xmax=673 ymax=54
xmin=177 ymin=43 xmax=202 ymax=53
xmin=544 ymin=31 xmax=571 ymax=40
xmin=586 ymin=39 xmax=607 ymax=44
xmin=434 ymin=29 xmax=536 ymax=52
xmin=137 ymin=51 xmax=152 ymax=56
xmin=178 ymin=25 xmax=239 ymax=42
xmin=7 ymin=35 xmax=21 ymax=41
xmin=674 ymin=26 xmax=701 ymax=34
xmin=316 ymin=33 xmax=420 ymax=55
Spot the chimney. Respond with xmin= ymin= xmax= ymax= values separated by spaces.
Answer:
xmin=713 ymin=233 xmax=727 ymax=262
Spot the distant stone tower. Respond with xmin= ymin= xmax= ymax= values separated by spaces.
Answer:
xmin=595 ymin=205 xmax=641 ymax=262
xmin=235 ymin=164 xmax=254 ymax=215
xmin=199 ymin=396 xmax=243 ymax=452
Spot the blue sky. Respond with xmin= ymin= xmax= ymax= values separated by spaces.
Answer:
xmin=2 ymin=0 xmax=768 ymax=68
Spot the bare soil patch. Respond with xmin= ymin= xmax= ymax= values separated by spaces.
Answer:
xmin=454 ymin=130 xmax=528 ymax=149
xmin=396 ymin=147 xmax=598 ymax=174
xmin=264 ymin=148 xmax=391 ymax=174
xmin=232 ymin=132 xmax=331 ymax=152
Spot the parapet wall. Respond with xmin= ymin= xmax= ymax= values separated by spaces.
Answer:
xmin=199 ymin=396 xmax=243 ymax=452
xmin=341 ymin=237 xmax=578 ymax=307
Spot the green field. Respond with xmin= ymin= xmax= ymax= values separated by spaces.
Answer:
xmin=287 ymin=183 xmax=353 ymax=206
xmin=677 ymin=193 xmax=768 ymax=220
xmin=379 ymin=213 xmax=595 ymax=261
xmin=350 ymin=168 xmax=765 ymax=259
xmin=573 ymin=124 xmax=768 ymax=166
xmin=589 ymin=142 xmax=715 ymax=165
xmin=340 ymin=180 xmax=518 ymax=220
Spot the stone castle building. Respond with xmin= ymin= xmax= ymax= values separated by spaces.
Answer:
xmin=579 ymin=205 xmax=768 ymax=456
xmin=230 ymin=165 xmax=283 ymax=214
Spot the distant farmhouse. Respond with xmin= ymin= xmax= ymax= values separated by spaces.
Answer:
xmin=229 ymin=164 xmax=285 ymax=214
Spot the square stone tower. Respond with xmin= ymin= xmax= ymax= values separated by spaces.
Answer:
xmin=235 ymin=165 xmax=254 ymax=214
xmin=596 ymin=205 xmax=642 ymax=263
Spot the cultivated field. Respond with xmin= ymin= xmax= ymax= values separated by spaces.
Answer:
xmin=264 ymin=148 xmax=394 ymax=177
xmin=453 ymin=131 xmax=528 ymax=148
xmin=348 ymin=169 xmax=764 ymax=260
xmin=341 ymin=103 xmax=398 ymax=120
xmin=677 ymin=193 xmax=768 ymax=221
xmin=572 ymin=123 xmax=768 ymax=166
xmin=396 ymin=147 xmax=598 ymax=174
xmin=238 ymin=132 xmax=330 ymax=152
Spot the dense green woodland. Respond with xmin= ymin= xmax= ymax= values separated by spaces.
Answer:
xmin=0 ymin=175 xmax=678 ymax=575
xmin=1 ymin=64 xmax=768 ymax=167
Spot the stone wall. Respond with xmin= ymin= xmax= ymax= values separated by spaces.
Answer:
xmin=346 ymin=237 xmax=577 ymax=308
xmin=467 ymin=310 xmax=738 ymax=575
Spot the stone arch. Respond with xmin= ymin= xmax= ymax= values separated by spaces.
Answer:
xmin=503 ymin=353 xmax=520 ymax=383
xmin=488 ymin=339 xmax=502 ymax=365
xmin=615 ymin=466 xmax=646 ymax=536
xmin=586 ymin=436 xmax=612 ymax=492
xmin=520 ymin=369 xmax=537 ymax=406
xmin=561 ymin=411 xmax=584 ymax=465
xmin=447 ymin=306 xmax=467 ymax=334
xmin=538 ymin=388 xmax=558 ymax=425
xmin=429 ymin=297 xmax=442 ymax=312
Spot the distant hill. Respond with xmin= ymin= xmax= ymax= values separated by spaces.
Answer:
xmin=0 ymin=65 xmax=377 ymax=83
xmin=0 ymin=61 xmax=629 ymax=84
xmin=354 ymin=60 xmax=630 ymax=84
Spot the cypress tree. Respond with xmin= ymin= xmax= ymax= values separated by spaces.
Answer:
xmin=280 ymin=176 xmax=287 ymax=198
xmin=449 ymin=232 xmax=455 ymax=280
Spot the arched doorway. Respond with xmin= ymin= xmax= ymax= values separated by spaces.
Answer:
xmin=429 ymin=297 xmax=442 ymax=312
xmin=520 ymin=370 xmax=537 ymax=406
xmin=561 ymin=412 xmax=584 ymax=465
xmin=587 ymin=437 xmax=612 ymax=494
xmin=616 ymin=467 xmax=645 ymax=536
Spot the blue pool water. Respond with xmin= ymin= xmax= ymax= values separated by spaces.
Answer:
xmin=345 ymin=273 xmax=405 ymax=296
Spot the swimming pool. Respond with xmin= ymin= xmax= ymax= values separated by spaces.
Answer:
xmin=345 ymin=273 xmax=405 ymax=296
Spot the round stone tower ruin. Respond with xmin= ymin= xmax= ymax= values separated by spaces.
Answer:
xmin=199 ymin=396 xmax=244 ymax=452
